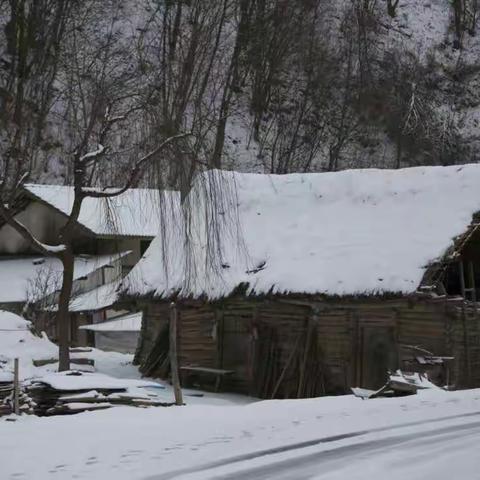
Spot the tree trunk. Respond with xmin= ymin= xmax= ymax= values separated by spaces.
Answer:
xmin=57 ymin=249 xmax=74 ymax=371
xmin=211 ymin=0 xmax=251 ymax=168
xmin=395 ymin=134 xmax=403 ymax=169
xmin=453 ymin=0 xmax=464 ymax=49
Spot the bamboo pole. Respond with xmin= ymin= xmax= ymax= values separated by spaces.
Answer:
xmin=13 ymin=358 xmax=19 ymax=415
xmin=169 ymin=302 xmax=184 ymax=406
xmin=271 ymin=334 xmax=301 ymax=399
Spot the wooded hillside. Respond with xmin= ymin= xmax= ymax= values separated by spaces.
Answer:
xmin=1 ymin=0 xmax=480 ymax=189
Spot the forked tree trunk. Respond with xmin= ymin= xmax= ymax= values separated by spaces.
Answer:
xmin=387 ymin=0 xmax=400 ymax=18
xmin=57 ymin=248 xmax=74 ymax=371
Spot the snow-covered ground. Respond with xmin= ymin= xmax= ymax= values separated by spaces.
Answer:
xmin=0 ymin=309 xmax=248 ymax=406
xmin=2 ymin=310 xmax=480 ymax=479
xmin=2 ymin=387 xmax=480 ymax=479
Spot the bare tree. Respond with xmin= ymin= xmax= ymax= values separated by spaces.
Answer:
xmin=0 ymin=0 xmax=191 ymax=371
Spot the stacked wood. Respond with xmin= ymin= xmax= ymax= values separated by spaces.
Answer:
xmin=0 ymin=377 xmax=36 ymax=417
xmin=0 ymin=378 xmax=13 ymax=416
xmin=26 ymin=383 xmax=173 ymax=416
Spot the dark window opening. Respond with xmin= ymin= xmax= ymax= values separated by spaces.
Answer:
xmin=140 ymin=239 xmax=152 ymax=256
xmin=444 ymin=259 xmax=480 ymax=299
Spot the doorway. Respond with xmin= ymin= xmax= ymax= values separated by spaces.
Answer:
xmin=359 ymin=325 xmax=398 ymax=390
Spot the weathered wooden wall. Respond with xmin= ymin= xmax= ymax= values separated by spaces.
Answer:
xmin=139 ymin=295 xmax=480 ymax=398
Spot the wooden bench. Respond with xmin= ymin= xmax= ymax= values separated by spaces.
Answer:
xmin=180 ymin=366 xmax=235 ymax=392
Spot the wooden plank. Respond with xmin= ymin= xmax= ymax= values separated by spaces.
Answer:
xmin=169 ymin=303 xmax=183 ymax=406
xmin=13 ymin=358 xmax=19 ymax=416
xmin=180 ymin=366 xmax=234 ymax=375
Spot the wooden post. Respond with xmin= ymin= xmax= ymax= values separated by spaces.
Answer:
xmin=169 ymin=302 xmax=183 ymax=406
xmin=468 ymin=261 xmax=477 ymax=312
xmin=459 ymin=261 xmax=466 ymax=298
xmin=462 ymin=306 xmax=472 ymax=385
xmin=13 ymin=358 xmax=19 ymax=415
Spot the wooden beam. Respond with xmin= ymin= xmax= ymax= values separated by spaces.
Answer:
xmin=13 ymin=358 xmax=19 ymax=416
xmin=459 ymin=261 xmax=466 ymax=298
xmin=169 ymin=302 xmax=184 ymax=406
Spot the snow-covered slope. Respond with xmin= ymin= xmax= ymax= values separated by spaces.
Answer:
xmin=0 ymin=311 xmax=57 ymax=380
xmin=125 ymin=164 xmax=480 ymax=299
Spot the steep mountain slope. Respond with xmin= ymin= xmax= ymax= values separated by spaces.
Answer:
xmin=0 ymin=0 xmax=479 ymax=186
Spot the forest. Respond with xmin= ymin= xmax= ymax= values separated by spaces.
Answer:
xmin=1 ymin=0 xmax=479 ymax=197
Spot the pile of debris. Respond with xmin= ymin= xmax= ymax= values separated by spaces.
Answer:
xmin=26 ymin=371 xmax=171 ymax=416
xmin=0 ymin=373 xmax=36 ymax=416
xmin=351 ymin=370 xmax=441 ymax=400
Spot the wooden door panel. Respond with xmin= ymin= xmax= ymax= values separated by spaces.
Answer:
xmin=360 ymin=326 xmax=397 ymax=390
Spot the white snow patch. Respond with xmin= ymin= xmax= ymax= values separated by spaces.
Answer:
xmin=58 ymin=279 xmax=122 ymax=312
xmin=32 ymin=370 xmax=162 ymax=391
xmin=0 ymin=310 xmax=58 ymax=380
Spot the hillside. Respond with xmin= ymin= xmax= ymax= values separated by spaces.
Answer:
xmin=0 ymin=0 xmax=479 ymax=187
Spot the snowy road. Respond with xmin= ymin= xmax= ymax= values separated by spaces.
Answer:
xmin=4 ymin=388 xmax=480 ymax=480
xmin=159 ymin=413 xmax=480 ymax=480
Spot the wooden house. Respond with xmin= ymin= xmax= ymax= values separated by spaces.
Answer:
xmin=122 ymin=165 xmax=480 ymax=398
xmin=0 ymin=184 xmax=178 ymax=346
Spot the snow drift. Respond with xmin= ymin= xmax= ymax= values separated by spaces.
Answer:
xmin=0 ymin=310 xmax=57 ymax=380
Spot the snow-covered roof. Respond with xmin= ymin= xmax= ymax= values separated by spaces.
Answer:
xmin=123 ymin=165 xmax=480 ymax=299
xmin=79 ymin=312 xmax=142 ymax=332
xmin=22 ymin=184 xmax=179 ymax=238
xmin=0 ymin=253 xmax=127 ymax=303
xmin=68 ymin=280 xmax=121 ymax=312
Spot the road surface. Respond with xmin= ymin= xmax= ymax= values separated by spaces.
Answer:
xmin=154 ymin=413 xmax=480 ymax=480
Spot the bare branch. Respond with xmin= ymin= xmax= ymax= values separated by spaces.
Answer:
xmin=83 ymin=132 xmax=192 ymax=198
xmin=79 ymin=144 xmax=105 ymax=163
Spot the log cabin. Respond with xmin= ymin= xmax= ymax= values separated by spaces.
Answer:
xmin=122 ymin=165 xmax=480 ymax=398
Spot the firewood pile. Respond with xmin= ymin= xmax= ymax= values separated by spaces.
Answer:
xmin=0 ymin=375 xmax=36 ymax=417
xmin=26 ymin=372 xmax=173 ymax=416
xmin=0 ymin=377 xmax=13 ymax=416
